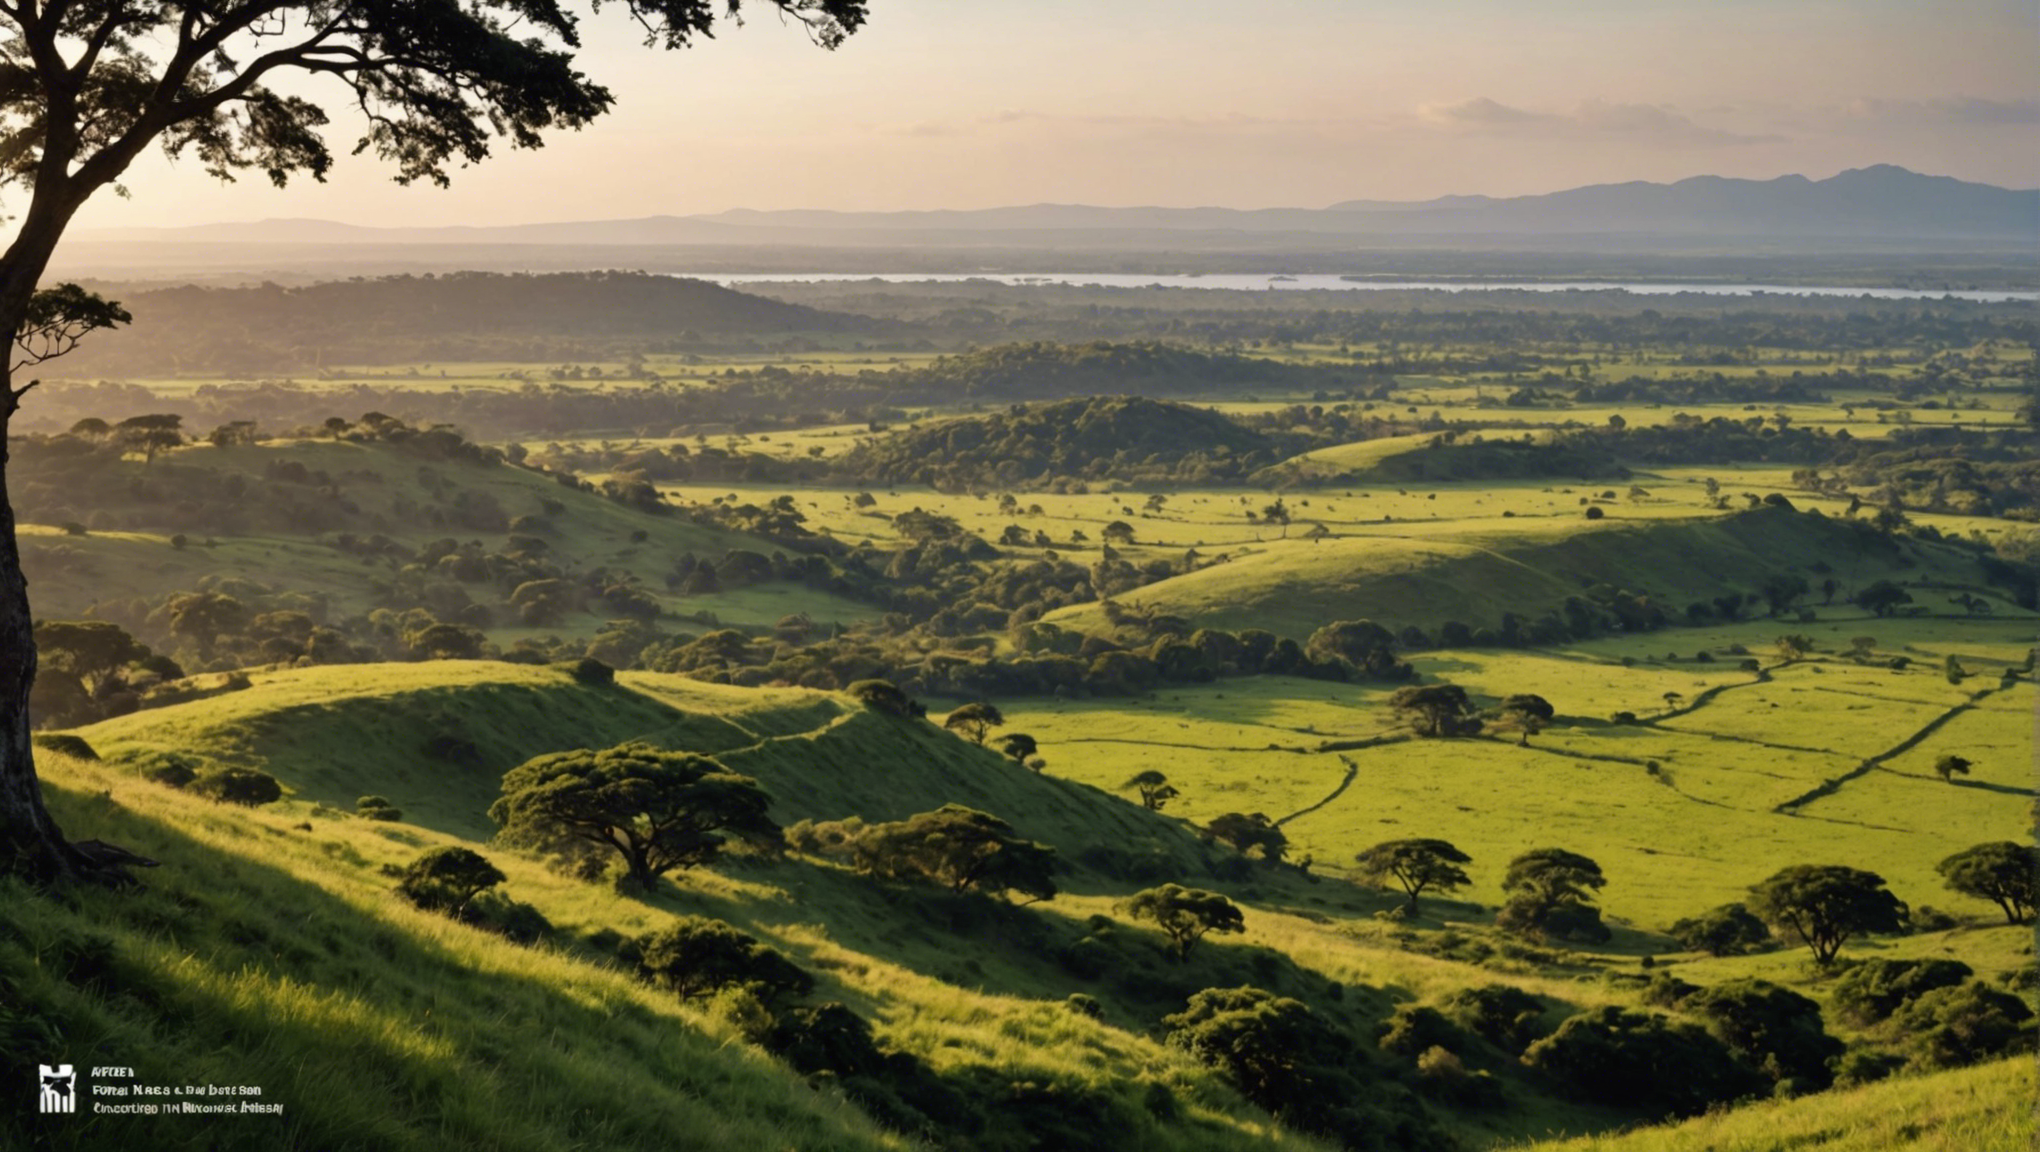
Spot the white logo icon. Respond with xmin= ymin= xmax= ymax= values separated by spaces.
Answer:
xmin=39 ymin=1064 xmax=76 ymax=1114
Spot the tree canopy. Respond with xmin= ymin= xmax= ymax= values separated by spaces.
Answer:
xmin=395 ymin=846 xmax=505 ymax=918
xmin=0 ymin=0 xmax=873 ymax=884
xmin=1353 ymin=838 xmax=1472 ymax=915
xmin=1123 ymin=769 xmax=1178 ymax=811
xmin=1123 ymin=884 xmax=1245 ymax=958
xmin=1498 ymin=848 xmax=1609 ymax=943
xmin=1388 ymin=683 xmax=1481 ymax=737
xmin=1204 ymin=811 xmax=1287 ymax=864
xmin=488 ymin=742 xmax=778 ymax=892
xmin=942 ymin=702 xmax=1004 ymax=745
xmin=845 ymin=804 xmax=1057 ymax=901
xmin=1747 ymin=864 xmax=1908 ymax=966
xmin=1935 ymin=841 xmax=2036 ymax=924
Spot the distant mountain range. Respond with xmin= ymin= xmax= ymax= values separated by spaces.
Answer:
xmin=74 ymin=166 xmax=2036 ymax=257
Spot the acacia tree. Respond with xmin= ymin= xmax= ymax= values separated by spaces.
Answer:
xmin=1124 ymin=884 xmax=1244 ymax=959
xmin=1388 ymin=683 xmax=1480 ymax=737
xmin=1936 ymin=841 xmax=2037 ymax=924
xmin=942 ymin=701 xmax=1004 ymax=745
xmin=1498 ymin=693 xmax=1555 ymax=746
xmin=1498 ymin=847 xmax=1609 ymax=943
xmin=488 ymin=742 xmax=779 ymax=892
xmin=1747 ymin=864 xmax=1908 ymax=966
xmin=1124 ymin=768 xmax=1179 ymax=811
xmin=0 ymin=0 xmax=874 ymax=884
xmin=1354 ymin=838 xmax=1472 ymax=915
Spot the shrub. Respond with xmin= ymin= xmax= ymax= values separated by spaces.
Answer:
xmin=395 ymin=847 xmax=505 ymax=917
xmin=563 ymin=656 xmax=614 ymax=686
xmin=1829 ymin=958 xmax=1971 ymax=1025
xmin=1379 ymin=1005 xmax=1463 ymax=1057
xmin=1413 ymin=1045 xmax=1505 ymax=1109
xmin=138 ymin=755 xmax=200 ymax=789
xmin=1522 ymin=1006 xmax=1767 ymax=1118
xmin=356 ymin=795 xmax=403 ymax=821
xmin=31 ymin=734 xmax=97 ymax=760
xmin=470 ymin=893 xmax=552 ymax=946
xmin=1668 ymin=903 xmax=1773 ymax=956
xmin=633 ymin=917 xmax=814 ymax=1004
xmin=1893 ymin=982 xmax=2035 ymax=1069
xmin=190 ymin=767 xmax=283 ymax=806
xmin=1439 ymin=984 xmax=1547 ymax=1054
xmin=1683 ymin=979 xmax=1844 ymax=1091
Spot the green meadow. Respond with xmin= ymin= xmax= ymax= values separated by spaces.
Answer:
xmin=11 ymin=281 xmax=2037 ymax=1151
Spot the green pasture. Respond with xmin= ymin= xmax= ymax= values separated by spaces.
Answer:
xmin=34 ymin=653 xmax=2036 ymax=1150
xmin=22 ymin=437 xmax=879 ymax=637
xmin=1045 ymin=505 xmax=2014 ymax=640
xmin=998 ymin=627 xmax=2035 ymax=935
xmin=1508 ymin=1057 xmax=2034 ymax=1152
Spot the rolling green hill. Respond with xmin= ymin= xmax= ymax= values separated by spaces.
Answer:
xmin=835 ymin=395 xmax=1288 ymax=489
xmin=44 ymin=271 xmax=898 ymax=376
xmin=16 ymin=435 xmax=873 ymax=658
xmin=1047 ymin=506 xmax=2015 ymax=640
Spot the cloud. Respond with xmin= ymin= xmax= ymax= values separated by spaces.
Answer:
xmin=1418 ymin=97 xmax=1780 ymax=145
xmin=1841 ymin=97 xmax=2040 ymax=126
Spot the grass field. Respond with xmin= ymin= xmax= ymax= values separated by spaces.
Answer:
xmin=995 ymin=621 xmax=2035 ymax=935
xmin=1505 ymin=1057 xmax=2035 ymax=1152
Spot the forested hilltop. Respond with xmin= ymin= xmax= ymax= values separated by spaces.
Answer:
xmin=41 ymin=271 xmax=901 ymax=374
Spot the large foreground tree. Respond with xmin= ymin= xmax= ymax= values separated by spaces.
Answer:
xmin=0 ymin=0 xmax=872 ymax=883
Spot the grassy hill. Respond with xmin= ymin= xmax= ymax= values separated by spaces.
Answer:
xmin=20 ymin=653 xmax=2033 ymax=1150
xmin=17 ymin=436 xmax=872 ymax=650
xmin=45 ymin=271 xmax=898 ymax=376
xmin=1266 ymin=432 xmax=1628 ymax=486
xmin=1507 ymin=1056 xmax=2034 ymax=1152
xmin=17 ymin=668 xmax=1340 ymax=1151
xmin=69 ymin=663 xmax=1211 ymax=881
xmin=1047 ymin=506 xmax=2014 ymax=640
xmin=835 ymin=395 xmax=1288 ymax=489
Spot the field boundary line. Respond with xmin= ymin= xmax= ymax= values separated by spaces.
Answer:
xmin=1773 ymin=679 xmax=2019 ymax=813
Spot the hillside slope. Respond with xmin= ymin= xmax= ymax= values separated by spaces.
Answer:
xmin=70 ymin=663 xmax=1211 ymax=882
xmin=1047 ymin=506 xmax=2012 ymax=640
xmin=44 ymin=270 xmax=898 ymax=375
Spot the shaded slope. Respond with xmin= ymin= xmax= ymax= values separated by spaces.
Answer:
xmin=72 ymin=663 xmax=1214 ymax=880
xmin=45 ymin=270 xmax=896 ymax=375
xmin=16 ymin=437 xmax=873 ymax=635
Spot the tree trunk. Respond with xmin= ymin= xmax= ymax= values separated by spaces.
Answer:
xmin=0 ymin=184 xmax=99 ymax=884
xmin=0 ymin=401 xmax=83 ymax=883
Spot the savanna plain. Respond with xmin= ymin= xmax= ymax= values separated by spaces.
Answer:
xmin=7 ymin=271 xmax=2036 ymax=1151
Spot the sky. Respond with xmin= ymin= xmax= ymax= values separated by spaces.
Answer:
xmin=67 ymin=0 xmax=2040 ymax=230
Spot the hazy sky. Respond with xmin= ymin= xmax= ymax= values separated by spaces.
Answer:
xmin=73 ymin=0 xmax=2040 ymax=229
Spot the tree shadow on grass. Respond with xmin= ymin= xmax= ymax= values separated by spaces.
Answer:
xmin=6 ymin=778 xmax=895 ymax=1152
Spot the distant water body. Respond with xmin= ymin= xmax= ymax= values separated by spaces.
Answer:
xmin=702 ymin=272 xmax=2036 ymax=303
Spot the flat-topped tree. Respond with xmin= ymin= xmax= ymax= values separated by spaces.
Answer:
xmin=0 ymin=0 xmax=874 ymax=885
xmin=942 ymin=702 xmax=1004 ymax=746
xmin=1354 ymin=838 xmax=1472 ymax=916
xmin=1748 ymin=864 xmax=1908 ymax=966
xmin=489 ymin=743 xmax=778 ymax=893
xmin=1124 ymin=884 xmax=1244 ymax=959
xmin=1936 ymin=842 xmax=2037 ymax=924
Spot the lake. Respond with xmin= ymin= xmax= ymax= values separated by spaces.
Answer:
xmin=696 ymin=272 xmax=2037 ymax=303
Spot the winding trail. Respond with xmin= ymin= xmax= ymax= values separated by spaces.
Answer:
xmin=1275 ymin=757 xmax=1360 ymax=827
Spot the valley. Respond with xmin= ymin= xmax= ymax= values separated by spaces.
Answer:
xmin=5 ymin=270 xmax=2035 ymax=1152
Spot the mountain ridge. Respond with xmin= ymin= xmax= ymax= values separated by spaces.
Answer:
xmin=78 ymin=166 xmax=2036 ymax=247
